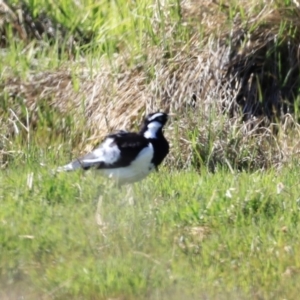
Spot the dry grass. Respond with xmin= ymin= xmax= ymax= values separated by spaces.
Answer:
xmin=1 ymin=0 xmax=300 ymax=170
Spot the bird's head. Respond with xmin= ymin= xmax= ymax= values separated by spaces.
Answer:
xmin=141 ymin=112 xmax=169 ymax=139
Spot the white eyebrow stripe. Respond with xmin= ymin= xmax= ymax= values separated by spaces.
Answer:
xmin=147 ymin=113 xmax=164 ymax=122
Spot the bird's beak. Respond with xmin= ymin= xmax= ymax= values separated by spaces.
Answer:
xmin=168 ymin=112 xmax=176 ymax=116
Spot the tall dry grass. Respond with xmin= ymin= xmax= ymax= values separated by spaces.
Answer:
xmin=1 ymin=0 xmax=300 ymax=170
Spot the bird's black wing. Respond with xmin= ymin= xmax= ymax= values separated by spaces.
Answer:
xmin=96 ymin=132 xmax=150 ymax=169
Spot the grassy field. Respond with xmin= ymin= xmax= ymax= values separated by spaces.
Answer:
xmin=1 ymin=163 xmax=300 ymax=299
xmin=1 ymin=0 xmax=300 ymax=299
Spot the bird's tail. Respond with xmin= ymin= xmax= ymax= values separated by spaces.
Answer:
xmin=56 ymin=159 xmax=84 ymax=172
xmin=56 ymin=158 xmax=97 ymax=172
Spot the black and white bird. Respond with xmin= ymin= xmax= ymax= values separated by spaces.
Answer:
xmin=57 ymin=112 xmax=170 ymax=185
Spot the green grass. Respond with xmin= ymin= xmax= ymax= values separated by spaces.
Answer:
xmin=1 ymin=163 xmax=300 ymax=299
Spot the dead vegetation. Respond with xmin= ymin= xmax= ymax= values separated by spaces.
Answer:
xmin=1 ymin=0 xmax=300 ymax=170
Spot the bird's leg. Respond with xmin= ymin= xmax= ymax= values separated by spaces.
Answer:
xmin=95 ymin=194 xmax=105 ymax=227
xmin=94 ymin=180 xmax=114 ymax=229
xmin=122 ymin=184 xmax=135 ymax=206
xmin=127 ymin=184 xmax=135 ymax=205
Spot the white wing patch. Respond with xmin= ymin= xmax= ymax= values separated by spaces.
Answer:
xmin=90 ymin=138 xmax=120 ymax=165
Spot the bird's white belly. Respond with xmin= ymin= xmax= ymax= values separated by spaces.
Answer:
xmin=98 ymin=144 xmax=155 ymax=185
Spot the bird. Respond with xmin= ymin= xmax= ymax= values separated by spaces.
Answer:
xmin=57 ymin=112 xmax=170 ymax=185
